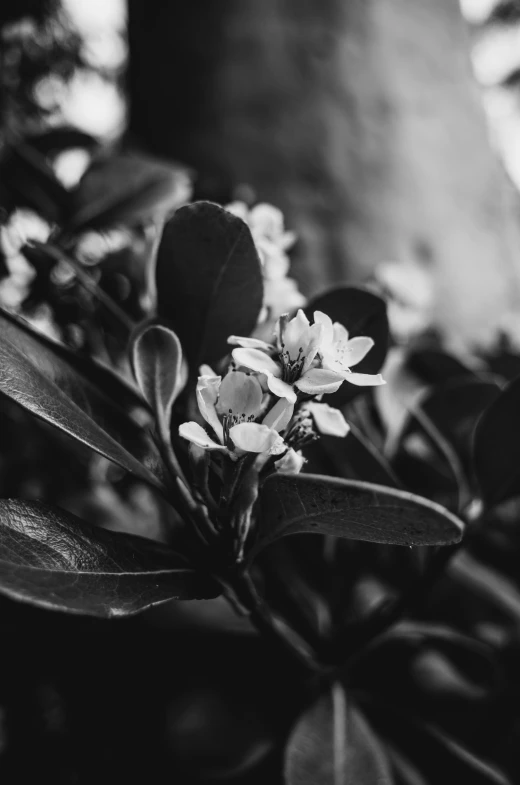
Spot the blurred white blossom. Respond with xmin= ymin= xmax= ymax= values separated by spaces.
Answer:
xmin=226 ymin=201 xmax=306 ymax=320
xmin=375 ymin=260 xmax=434 ymax=343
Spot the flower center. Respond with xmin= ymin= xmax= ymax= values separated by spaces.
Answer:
xmin=285 ymin=409 xmax=317 ymax=450
xmin=333 ymin=343 xmax=352 ymax=372
xmin=279 ymin=343 xmax=306 ymax=384
xmin=222 ymin=410 xmax=256 ymax=448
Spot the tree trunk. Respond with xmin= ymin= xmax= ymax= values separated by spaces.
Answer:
xmin=128 ymin=0 xmax=520 ymax=347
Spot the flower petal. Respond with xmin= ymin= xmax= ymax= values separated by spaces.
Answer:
xmin=266 ymin=374 xmax=297 ymax=403
xmin=332 ymin=322 xmax=350 ymax=344
xmin=344 ymin=336 xmax=374 ymax=367
xmin=216 ymin=370 xmax=263 ymax=418
xmin=225 ymin=201 xmax=249 ymax=221
xmin=306 ymin=402 xmax=350 ymax=437
xmin=262 ymin=398 xmax=294 ymax=432
xmin=301 ymin=323 xmax=324 ymax=373
xmin=275 ymin=448 xmax=305 ymax=474
xmin=179 ymin=421 xmax=225 ymax=451
xmin=260 ymin=242 xmax=290 ymax=280
xmin=199 ymin=364 xmax=217 ymax=376
xmin=283 ymin=309 xmax=311 ymax=356
xmin=228 ymin=336 xmax=275 ymax=351
xmin=345 ymin=372 xmax=386 ymax=387
xmin=313 ymin=311 xmax=334 ymax=345
xmin=196 ymin=375 xmax=223 ymax=441
xmin=230 ymin=423 xmax=286 ymax=455
xmin=295 ymin=368 xmax=345 ymax=396
xmin=232 ymin=347 xmax=282 ymax=377
xmin=250 ymin=203 xmax=285 ymax=240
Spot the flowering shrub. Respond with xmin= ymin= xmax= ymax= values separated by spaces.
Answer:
xmin=0 ymin=143 xmax=520 ymax=783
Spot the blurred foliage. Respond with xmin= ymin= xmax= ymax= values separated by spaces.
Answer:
xmin=2 ymin=4 xmax=520 ymax=785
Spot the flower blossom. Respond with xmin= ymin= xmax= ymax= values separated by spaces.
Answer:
xmin=230 ymin=309 xmax=384 ymax=405
xmin=179 ymin=369 xmax=292 ymax=458
xmin=226 ymin=201 xmax=306 ymax=317
xmin=314 ymin=312 xmax=385 ymax=386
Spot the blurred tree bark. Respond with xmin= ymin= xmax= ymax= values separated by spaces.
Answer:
xmin=128 ymin=0 xmax=520 ymax=347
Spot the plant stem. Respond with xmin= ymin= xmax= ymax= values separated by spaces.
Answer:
xmin=225 ymin=570 xmax=321 ymax=682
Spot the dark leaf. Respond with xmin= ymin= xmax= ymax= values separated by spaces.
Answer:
xmin=406 ymin=349 xmax=475 ymax=386
xmin=305 ymin=287 xmax=389 ymax=405
xmin=253 ymin=474 xmax=463 ymax=557
xmin=285 ymin=683 xmax=393 ymax=784
xmin=67 ymin=152 xmax=191 ymax=231
xmin=390 ymin=378 xmax=500 ymax=511
xmin=415 ymin=378 xmax=501 ymax=478
xmin=370 ymin=704 xmax=511 ymax=785
xmin=0 ymin=500 xmax=219 ymax=616
xmin=131 ymin=322 xmax=185 ymax=428
xmin=24 ymin=127 xmax=98 ymax=156
xmin=450 ymin=550 xmax=520 ymax=626
xmin=0 ymin=142 xmax=69 ymax=223
xmin=386 ymin=746 xmax=428 ymax=785
xmin=156 ymin=202 xmax=264 ymax=369
xmin=356 ymin=621 xmax=498 ymax=711
xmin=304 ymin=423 xmax=401 ymax=487
xmin=473 ymin=374 xmax=520 ymax=506
xmin=0 ymin=308 xmax=165 ymax=490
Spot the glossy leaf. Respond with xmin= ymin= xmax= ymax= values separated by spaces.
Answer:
xmin=67 ymin=152 xmax=191 ymax=231
xmin=305 ymin=287 xmax=389 ymax=405
xmin=473 ymin=374 xmax=520 ymax=506
xmin=253 ymin=474 xmax=463 ymax=556
xmin=285 ymin=683 xmax=393 ymax=785
xmin=156 ymin=201 xmax=264 ymax=369
xmin=0 ymin=308 xmax=165 ymax=490
xmin=131 ymin=322 xmax=185 ymax=427
xmin=0 ymin=500 xmax=219 ymax=616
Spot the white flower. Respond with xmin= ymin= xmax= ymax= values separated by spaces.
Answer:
xmin=231 ymin=309 xmax=346 ymax=403
xmin=226 ymin=201 xmax=304 ymax=318
xmin=304 ymin=401 xmax=350 ymax=437
xmin=274 ymin=448 xmax=305 ymax=474
xmin=314 ymin=311 xmax=385 ymax=387
xmin=263 ymin=277 xmax=306 ymax=315
xmin=231 ymin=309 xmax=384 ymax=402
xmin=226 ymin=201 xmax=296 ymax=256
xmin=375 ymin=260 xmax=434 ymax=341
xmin=179 ymin=370 xmax=291 ymax=458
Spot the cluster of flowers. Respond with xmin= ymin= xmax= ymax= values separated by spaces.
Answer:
xmin=226 ymin=201 xmax=306 ymax=319
xmin=179 ymin=308 xmax=385 ymax=473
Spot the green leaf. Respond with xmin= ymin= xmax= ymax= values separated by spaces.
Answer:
xmin=285 ymin=683 xmax=393 ymax=785
xmin=156 ymin=201 xmax=264 ymax=369
xmin=131 ymin=321 xmax=185 ymax=428
xmin=0 ymin=308 xmax=166 ymax=490
xmin=305 ymin=287 xmax=389 ymax=405
xmin=473 ymin=375 xmax=520 ymax=506
xmin=0 ymin=500 xmax=219 ymax=616
xmin=253 ymin=474 xmax=463 ymax=557
xmin=67 ymin=152 xmax=191 ymax=231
